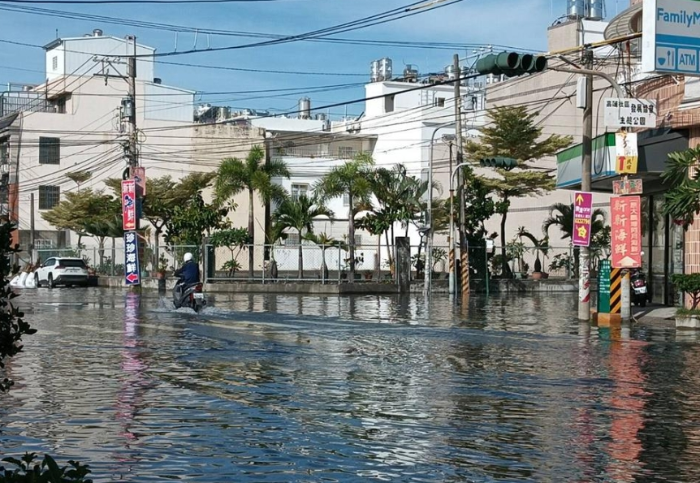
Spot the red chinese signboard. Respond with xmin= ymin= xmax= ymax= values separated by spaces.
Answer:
xmin=122 ymin=179 xmax=137 ymax=231
xmin=611 ymin=196 xmax=642 ymax=269
xmin=572 ymin=191 xmax=593 ymax=247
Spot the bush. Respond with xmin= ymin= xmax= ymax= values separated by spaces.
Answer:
xmin=671 ymin=273 xmax=700 ymax=310
xmin=0 ymin=454 xmax=92 ymax=483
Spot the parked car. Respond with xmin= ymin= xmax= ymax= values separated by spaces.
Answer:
xmin=35 ymin=257 xmax=89 ymax=288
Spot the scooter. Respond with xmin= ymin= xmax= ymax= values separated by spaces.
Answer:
xmin=630 ymin=268 xmax=649 ymax=307
xmin=173 ymin=279 xmax=206 ymax=312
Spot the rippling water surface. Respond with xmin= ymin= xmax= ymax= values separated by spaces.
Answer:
xmin=1 ymin=288 xmax=700 ymax=482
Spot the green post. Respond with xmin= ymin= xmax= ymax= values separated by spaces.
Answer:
xmin=598 ymin=259 xmax=611 ymax=313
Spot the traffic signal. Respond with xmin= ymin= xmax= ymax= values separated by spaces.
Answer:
xmin=479 ymin=157 xmax=518 ymax=171
xmin=475 ymin=52 xmax=547 ymax=77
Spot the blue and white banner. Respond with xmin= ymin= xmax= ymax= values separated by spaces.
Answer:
xmin=124 ymin=231 xmax=140 ymax=286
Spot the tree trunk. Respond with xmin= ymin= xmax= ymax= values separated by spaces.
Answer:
xmin=348 ymin=193 xmax=355 ymax=284
xmin=385 ymin=230 xmax=392 ymax=267
xmin=248 ymin=188 xmax=255 ymax=279
xmin=297 ymin=229 xmax=304 ymax=279
xmin=500 ymin=210 xmax=508 ymax=277
xmin=98 ymin=237 xmax=105 ymax=267
xmin=320 ymin=249 xmax=328 ymax=282
xmin=154 ymin=226 xmax=162 ymax=273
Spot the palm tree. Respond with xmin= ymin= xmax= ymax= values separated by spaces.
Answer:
xmin=542 ymin=203 xmax=606 ymax=277
xmin=306 ymin=232 xmax=347 ymax=282
xmin=215 ymin=145 xmax=290 ymax=277
xmin=273 ymin=193 xmax=332 ymax=279
xmin=315 ymin=153 xmax=374 ymax=283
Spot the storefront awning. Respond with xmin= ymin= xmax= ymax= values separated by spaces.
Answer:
xmin=556 ymin=129 xmax=689 ymax=194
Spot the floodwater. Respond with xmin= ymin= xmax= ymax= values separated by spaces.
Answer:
xmin=1 ymin=288 xmax=699 ymax=482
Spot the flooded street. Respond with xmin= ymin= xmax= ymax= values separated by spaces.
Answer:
xmin=2 ymin=288 xmax=700 ymax=482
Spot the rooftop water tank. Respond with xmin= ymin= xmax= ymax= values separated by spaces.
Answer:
xmin=568 ymin=0 xmax=585 ymax=18
xmin=379 ymin=57 xmax=392 ymax=81
xmin=299 ymin=97 xmax=311 ymax=119
xmin=445 ymin=64 xmax=458 ymax=80
xmin=403 ymin=64 xmax=418 ymax=82
xmin=589 ymin=0 xmax=604 ymax=20
xmin=370 ymin=60 xmax=381 ymax=82
xmin=93 ymin=29 xmax=103 ymax=37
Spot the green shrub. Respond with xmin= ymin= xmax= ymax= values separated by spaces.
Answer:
xmin=671 ymin=273 xmax=700 ymax=310
xmin=0 ymin=453 xmax=92 ymax=483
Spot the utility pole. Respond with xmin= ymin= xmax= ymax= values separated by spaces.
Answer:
xmin=579 ymin=48 xmax=593 ymax=321
xmin=29 ymin=193 xmax=34 ymax=263
xmin=452 ymin=53 xmax=468 ymax=304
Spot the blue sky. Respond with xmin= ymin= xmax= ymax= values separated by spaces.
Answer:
xmin=0 ymin=0 xmax=630 ymax=118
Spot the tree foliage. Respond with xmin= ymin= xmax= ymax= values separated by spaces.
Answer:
xmin=315 ymin=153 xmax=375 ymax=282
xmin=464 ymin=105 xmax=572 ymax=276
xmin=165 ymin=194 xmax=229 ymax=248
xmin=215 ymin=145 xmax=290 ymax=277
xmin=273 ymin=193 xmax=332 ymax=279
xmin=661 ymin=147 xmax=700 ymax=230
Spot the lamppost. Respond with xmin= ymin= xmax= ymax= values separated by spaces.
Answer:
xmin=425 ymin=122 xmax=454 ymax=297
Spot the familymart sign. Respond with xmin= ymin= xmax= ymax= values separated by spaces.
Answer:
xmin=643 ymin=0 xmax=700 ymax=75
xmin=556 ymin=133 xmax=617 ymax=189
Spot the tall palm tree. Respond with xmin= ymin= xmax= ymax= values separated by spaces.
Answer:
xmin=542 ymin=203 xmax=606 ymax=277
xmin=215 ymin=145 xmax=290 ymax=277
xmin=315 ymin=153 xmax=374 ymax=283
xmin=273 ymin=194 xmax=332 ymax=279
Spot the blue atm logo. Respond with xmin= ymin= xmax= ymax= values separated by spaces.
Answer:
xmin=680 ymin=52 xmax=697 ymax=68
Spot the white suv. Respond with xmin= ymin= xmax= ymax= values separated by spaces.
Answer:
xmin=35 ymin=257 xmax=89 ymax=288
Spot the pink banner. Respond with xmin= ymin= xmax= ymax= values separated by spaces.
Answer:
xmin=122 ymin=180 xmax=137 ymax=231
xmin=572 ymin=191 xmax=593 ymax=247
xmin=611 ymin=196 xmax=642 ymax=269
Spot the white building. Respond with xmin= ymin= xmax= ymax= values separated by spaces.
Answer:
xmin=0 ymin=30 xmax=198 ymax=267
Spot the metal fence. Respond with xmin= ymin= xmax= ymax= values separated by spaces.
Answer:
xmin=32 ymin=242 xmax=588 ymax=287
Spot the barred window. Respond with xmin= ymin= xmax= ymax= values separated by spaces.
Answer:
xmin=338 ymin=146 xmax=355 ymax=159
xmin=39 ymin=137 xmax=60 ymax=165
xmin=291 ymin=183 xmax=308 ymax=201
xmin=38 ymin=186 xmax=60 ymax=210
xmin=285 ymin=233 xmax=300 ymax=246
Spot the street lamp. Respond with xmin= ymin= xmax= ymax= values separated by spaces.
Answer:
xmin=425 ymin=122 xmax=454 ymax=297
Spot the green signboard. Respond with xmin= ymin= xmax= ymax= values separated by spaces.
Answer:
xmin=598 ymin=259 xmax=611 ymax=313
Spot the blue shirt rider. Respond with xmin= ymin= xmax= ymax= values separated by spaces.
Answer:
xmin=174 ymin=252 xmax=200 ymax=286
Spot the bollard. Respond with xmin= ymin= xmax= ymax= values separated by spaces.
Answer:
xmin=621 ymin=270 xmax=631 ymax=321
xmin=460 ymin=248 xmax=469 ymax=304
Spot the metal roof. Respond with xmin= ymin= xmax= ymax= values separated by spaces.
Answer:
xmin=604 ymin=3 xmax=642 ymax=55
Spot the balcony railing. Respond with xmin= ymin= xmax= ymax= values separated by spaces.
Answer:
xmin=274 ymin=147 xmax=360 ymax=159
xmin=0 ymin=93 xmax=57 ymax=117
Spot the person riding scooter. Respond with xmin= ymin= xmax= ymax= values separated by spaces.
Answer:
xmin=174 ymin=252 xmax=200 ymax=292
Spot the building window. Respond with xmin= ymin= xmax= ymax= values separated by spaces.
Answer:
xmin=343 ymin=193 xmax=350 ymax=207
xmin=52 ymin=56 xmax=58 ymax=71
xmin=35 ymin=239 xmax=55 ymax=249
xmin=354 ymin=235 xmax=362 ymax=246
xmin=434 ymin=97 xmax=445 ymax=107
xmin=39 ymin=137 xmax=60 ymax=165
xmin=38 ymin=186 xmax=60 ymax=210
xmin=291 ymin=183 xmax=309 ymax=201
xmin=385 ymin=95 xmax=395 ymax=113
xmin=338 ymin=146 xmax=356 ymax=159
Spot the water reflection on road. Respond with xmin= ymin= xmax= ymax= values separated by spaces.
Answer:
xmin=1 ymin=288 xmax=700 ymax=482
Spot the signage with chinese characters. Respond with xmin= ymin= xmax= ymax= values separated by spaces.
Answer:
xmin=572 ymin=191 xmax=593 ymax=247
xmin=131 ymin=166 xmax=146 ymax=196
xmin=121 ymin=179 xmax=137 ymax=231
xmin=615 ymin=132 xmax=639 ymax=175
xmin=642 ymin=0 xmax=700 ymax=76
xmin=124 ymin=231 xmax=140 ymax=285
xmin=604 ymin=98 xmax=657 ymax=128
xmin=613 ymin=178 xmax=643 ymax=195
xmin=598 ymin=259 xmax=612 ymax=313
xmin=611 ymin=196 xmax=642 ymax=269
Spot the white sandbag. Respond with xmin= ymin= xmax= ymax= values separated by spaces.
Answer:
xmin=18 ymin=272 xmax=28 ymax=287
xmin=9 ymin=275 xmax=20 ymax=287
xmin=24 ymin=272 xmax=36 ymax=288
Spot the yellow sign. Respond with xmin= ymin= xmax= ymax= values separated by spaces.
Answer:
xmin=615 ymin=131 xmax=638 ymax=175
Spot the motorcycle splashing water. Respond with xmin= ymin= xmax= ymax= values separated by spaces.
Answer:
xmin=173 ymin=280 xmax=206 ymax=312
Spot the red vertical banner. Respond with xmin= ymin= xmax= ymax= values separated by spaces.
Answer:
xmin=611 ymin=196 xmax=642 ymax=269
xmin=122 ymin=180 xmax=137 ymax=231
